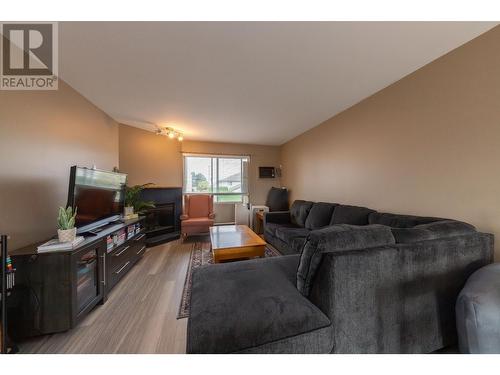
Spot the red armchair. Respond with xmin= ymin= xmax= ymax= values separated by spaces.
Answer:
xmin=180 ymin=194 xmax=215 ymax=238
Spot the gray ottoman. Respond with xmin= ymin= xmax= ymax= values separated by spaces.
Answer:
xmin=456 ymin=263 xmax=500 ymax=353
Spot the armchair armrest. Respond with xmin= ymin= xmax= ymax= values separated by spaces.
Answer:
xmin=263 ymin=211 xmax=291 ymax=225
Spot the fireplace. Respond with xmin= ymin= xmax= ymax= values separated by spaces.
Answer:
xmin=139 ymin=187 xmax=182 ymax=246
xmin=144 ymin=203 xmax=175 ymax=237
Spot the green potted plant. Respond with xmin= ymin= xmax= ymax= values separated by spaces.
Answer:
xmin=57 ymin=206 xmax=77 ymax=243
xmin=124 ymin=183 xmax=156 ymax=216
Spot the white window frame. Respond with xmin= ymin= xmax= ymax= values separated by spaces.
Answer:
xmin=182 ymin=153 xmax=250 ymax=204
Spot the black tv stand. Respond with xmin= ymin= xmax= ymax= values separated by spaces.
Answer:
xmin=8 ymin=217 xmax=146 ymax=338
xmin=81 ymin=221 xmax=122 ymax=236
xmin=83 ymin=229 xmax=101 ymax=236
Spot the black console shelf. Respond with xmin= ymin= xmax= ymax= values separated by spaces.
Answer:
xmin=8 ymin=217 xmax=146 ymax=338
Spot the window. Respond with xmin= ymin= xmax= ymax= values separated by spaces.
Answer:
xmin=183 ymin=154 xmax=249 ymax=203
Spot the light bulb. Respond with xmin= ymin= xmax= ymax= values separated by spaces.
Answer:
xmin=178 ymin=134 xmax=184 ymax=141
xmin=168 ymin=131 xmax=175 ymax=139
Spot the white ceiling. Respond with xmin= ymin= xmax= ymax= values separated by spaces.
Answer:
xmin=59 ymin=22 xmax=497 ymax=145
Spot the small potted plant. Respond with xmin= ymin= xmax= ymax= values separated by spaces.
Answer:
xmin=57 ymin=206 xmax=77 ymax=243
xmin=124 ymin=183 xmax=156 ymax=216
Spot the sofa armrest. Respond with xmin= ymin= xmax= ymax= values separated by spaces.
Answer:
xmin=308 ymin=232 xmax=493 ymax=353
xmin=296 ymin=224 xmax=395 ymax=296
xmin=263 ymin=211 xmax=291 ymax=225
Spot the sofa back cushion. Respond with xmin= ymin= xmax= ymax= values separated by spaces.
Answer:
xmin=392 ymin=220 xmax=476 ymax=243
xmin=296 ymin=224 xmax=395 ymax=296
xmin=330 ymin=204 xmax=375 ymax=225
xmin=305 ymin=202 xmax=337 ymax=230
xmin=290 ymin=200 xmax=314 ymax=227
xmin=368 ymin=212 xmax=442 ymax=228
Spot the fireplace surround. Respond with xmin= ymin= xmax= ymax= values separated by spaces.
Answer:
xmin=139 ymin=187 xmax=182 ymax=246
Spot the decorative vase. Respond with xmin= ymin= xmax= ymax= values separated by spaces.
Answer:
xmin=58 ymin=228 xmax=77 ymax=243
xmin=124 ymin=206 xmax=134 ymax=216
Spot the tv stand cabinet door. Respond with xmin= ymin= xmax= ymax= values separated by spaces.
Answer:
xmin=20 ymin=252 xmax=73 ymax=335
xmin=71 ymin=241 xmax=106 ymax=326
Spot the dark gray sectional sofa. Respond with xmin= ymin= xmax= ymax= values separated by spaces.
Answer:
xmin=187 ymin=200 xmax=494 ymax=354
xmin=264 ymin=201 xmax=376 ymax=255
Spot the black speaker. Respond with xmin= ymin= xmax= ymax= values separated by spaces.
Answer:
xmin=265 ymin=187 xmax=289 ymax=212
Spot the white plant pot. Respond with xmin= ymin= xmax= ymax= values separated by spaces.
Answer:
xmin=58 ymin=228 xmax=77 ymax=243
xmin=124 ymin=206 xmax=134 ymax=216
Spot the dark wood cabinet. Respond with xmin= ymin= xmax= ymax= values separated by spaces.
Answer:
xmin=107 ymin=233 xmax=146 ymax=291
xmin=8 ymin=218 xmax=146 ymax=337
xmin=72 ymin=243 xmax=106 ymax=325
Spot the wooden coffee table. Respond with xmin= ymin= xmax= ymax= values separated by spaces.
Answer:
xmin=210 ymin=225 xmax=266 ymax=263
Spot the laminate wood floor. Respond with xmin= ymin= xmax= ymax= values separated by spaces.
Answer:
xmin=19 ymin=238 xmax=193 ymax=354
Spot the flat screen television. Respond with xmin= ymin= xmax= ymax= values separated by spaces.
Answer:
xmin=67 ymin=166 xmax=127 ymax=233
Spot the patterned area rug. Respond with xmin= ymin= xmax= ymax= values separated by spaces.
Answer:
xmin=177 ymin=238 xmax=281 ymax=319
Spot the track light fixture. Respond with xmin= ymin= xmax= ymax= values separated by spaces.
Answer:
xmin=155 ymin=126 xmax=184 ymax=141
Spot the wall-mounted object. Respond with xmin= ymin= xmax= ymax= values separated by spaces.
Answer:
xmin=259 ymin=166 xmax=275 ymax=178
xmin=155 ymin=126 xmax=184 ymax=141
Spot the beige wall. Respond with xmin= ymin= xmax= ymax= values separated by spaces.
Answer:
xmin=8 ymin=25 xmax=493 ymax=253
xmin=119 ymin=124 xmax=182 ymax=187
xmin=281 ymin=26 xmax=500 ymax=259
xmin=118 ymin=125 xmax=282 ymax=223
xmin=0 ymin=81 xmax=119 ymax=251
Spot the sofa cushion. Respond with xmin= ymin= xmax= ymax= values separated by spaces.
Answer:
xmin=291 ymin=236 xmax=308 ymax=254
xmin=297 ymin=224 xmax=395 ymax=296
xmin=265 ymin=222 xmax=298 ymax=238
xmin=235 ymin=324 xmax=333 ymax=354
xmin=181 ymin=217 xmax=215 ymax=227
xmin=456 ymin=263 xmax=500 ymax=353
xmin=186 ymin=194 xmax=213 ymax=218
xmin=290 ymin=200 xmax=314 ymax=227
xmin=368 ymin=212 xmax=442 ymax=228
xmin=264 ymin=211 xmax=291 ymax=225
xmin=187 ymin=255 xmax=333 ymax=353
xmin=267 ymin=236 xmax=298 ymax=256
xmin=330 ymin=204 xmax=376 ymax=225
xmin=264 ymin=222 xmax=281 ymax=238
xmin=392 ymin=220 xmax=476 ymax=243
xmin=275 ymin=227 xmax=311 ymax=244
xmin=305 ymin=202 xmax=337 ymax=230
